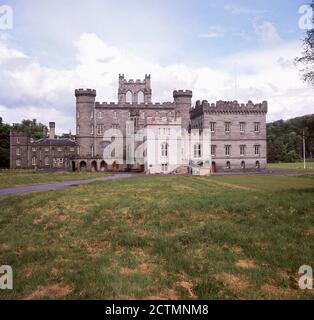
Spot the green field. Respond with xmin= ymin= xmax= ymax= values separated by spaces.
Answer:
xmin=0 ymin=175 xmax=314 ymax=300
xmin=268 ymin=161 xmax=314 ymax=172
xmin=0 ymin=170 xmax=109 ymax=188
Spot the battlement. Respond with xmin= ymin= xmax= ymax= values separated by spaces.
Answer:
xmin=75 ymin=88 xmax=96 ymax=97
xmin=173 ymin=90 xmax=193 ymax=98
xmin=191 ymin=100 xmax=268 ymax=117
xmin=95 ymin=101 xmax=175 ymax=108
xmin=118 ymin=74 xmax=151 ymax=86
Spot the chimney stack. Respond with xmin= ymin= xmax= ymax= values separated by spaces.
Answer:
xmin=49 ymin=122 xmax=55 ymax=140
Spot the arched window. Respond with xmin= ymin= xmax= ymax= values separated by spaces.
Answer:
xmin=161 ymin=143 xmax=168 ymax=157
xmin=138 ymin=91 xmax=144 ymax=104
xmin=126 ymin=91 xmax=132 ymax=103
xmin=241 ymin=161 xmax=245 ymax=169
xmin=194 ymin=144 xmax=201 ymax=158
xmin=226 ymin=161 xmax=231 ymax=169
xmin=256 ymin=161 xmax=260 ymax=169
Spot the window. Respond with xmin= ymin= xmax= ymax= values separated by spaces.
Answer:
xmin=91 ymin=145 xmax=94 ymax=157
xmin=77 ymin=111 xmax=80 ymax=119
xmin=77 ymin=147 xmax=80 ymax=156
xmin=240 ymin=122 xmax=246 ymax=133
xmin=226 ymin=161 xmax=231 ymax=169
xmin=57 ymin=147 xmax=62 ymax=152
xmin=126 ymin=91 xmax=132 ymax=103
xmin=161 ymin=143 xmax=168 ymax=157
xmin=138 ymin=91 xmax=144 ymax=104
xmin=225 ymin=122 xmax=231 ymax=133
xmin=16 ymin=159 xmax=21 ymax=167
xmin=194 ymin=144 xmax=201 ymax=158
xmin=16 ymin=138 xmax=20 ymax=144
xmin=241 ymin=161 xmax=245 ymax=169
xmin=16 ymin=148 xmax=21 ymax=156
xmin=113 ymin=111 xmax=117 ymax=120
xmin=32 ymin=157 xmax=36 ymax=166
xmin=141 ymin=111 xmax=145 ymax=120
xmin=70 ymin=147 xmax=75 ymax=152
xmin=240 ymin=145 xmax=246 ymax=156
xmin=97 ymin=112 xmax=102 ymax=119
xmin=44 ymin=147 xmax=49 ymax=152
xmin=90 ymin=111 xmax=94 ymax=119
xmin=210 ymin=122 xmax=216 ymax=133
xmin=254 ymin=145 xmax=261 ymax=156
xmin=254 ymin=122 xmax=260 ymax=133
xmin=162 ymin=164 xmax=168 ymax=172
xmin=211 ymin=145 xmax=216 ymax=156
xmin=77 ymin=126 xmax=80 ymax=135
xmin=90 ymin=125 xmax=94 ymax=135
xmin=225 ymin=145 xmax=231 ymax=156
xmin=256 ymin=161 xmax=261 ymax=169
xmin=32 ymin=147 xmax=36 ymax=152
xmin=96 ymin=125 xmax=104 ymax=136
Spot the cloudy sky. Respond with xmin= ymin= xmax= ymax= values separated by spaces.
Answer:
xmin=0 ymin=0 xmax=313 ymax=134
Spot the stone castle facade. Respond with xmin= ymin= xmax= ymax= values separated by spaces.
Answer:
xmin=10 ymin=74 xmax=268 ymax=173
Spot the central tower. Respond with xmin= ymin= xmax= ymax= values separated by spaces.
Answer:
xmin=118 ymin=74 xmax=152 ymax=104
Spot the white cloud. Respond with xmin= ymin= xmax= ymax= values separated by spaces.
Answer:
xmin=0 ymin=33 xmax=313 ymax=133
xmin=224 ymin=4 xmax=267 ymax=15
xmin=254 ymin=21 xmax=281 ymax=46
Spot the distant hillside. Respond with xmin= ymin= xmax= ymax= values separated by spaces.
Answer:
xmin=267 ymin=114 xmax=314 ymax=163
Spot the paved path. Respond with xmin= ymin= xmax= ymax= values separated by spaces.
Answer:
xmin=0 ymin=173 xmax=144 ymax=197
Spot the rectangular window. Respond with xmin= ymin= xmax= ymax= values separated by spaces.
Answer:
xmin=32 ymin=147 xmax=36 ymax=152
xmin=162 ymin=164 xmax=168 ymax=172
xmin=211 ymin=145 xmax=216 ymax=156
xmin=70 ymin=147 xmax=75 ymax=152
xmin=255 ymin=145 xmax=261 ymax=156
xmin=96 ymin=125 xmax=104 ymax=136
xmin=225 ymin=145 xmax=231 ymax=156
xmin=90 ymin=125 xmax=94 ymax=135
xmin=240 ymin=145 xmax=246 ymax=156
xmin=97 ymin=112 xmax=102 ymax=119
xmin=16 ymin=148 xmax=21 ymax=156
xmin=225 ymin=122 xmax=231 ymax=133
xmin=254 ymin=122 xmax=261 ymax=133
xmin=240 ymin=122 xmax=246 ymax=133
xmin=16 ymin=159 xmax=21 ymax=167
xmin=57 ymin=147 xmax=62 ymax=152
xmin=90 ymin=111 xmax=94 ymax=119
xmin=194 ymin=144 xmax=201 ymax=158
xmin=77 ymin=126 xmax=80 ymax=135
xmin=16 ymin=138 xmax=20 ymax=144
xmin=77 ymin=111 xmax=80 ymax=119
xmin=44 ymin=147 xmax=49 ymax=152
xmin=210 ymin=122 xmax=216 ymax=133
xmin=32 ymin=157 xmax=36 ymax=166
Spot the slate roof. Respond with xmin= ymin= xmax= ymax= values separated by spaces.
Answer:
xmin=31 ymin=138 xmax=77 ymax=146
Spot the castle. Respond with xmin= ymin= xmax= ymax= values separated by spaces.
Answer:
xmin=10 ymin=74 xmax=268 ymax=174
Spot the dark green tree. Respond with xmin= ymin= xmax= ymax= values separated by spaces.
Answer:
xmin=297 ymin=1 xmax=314 ymax=85
xmin=0 ymin=117 xmax=11 ymax=168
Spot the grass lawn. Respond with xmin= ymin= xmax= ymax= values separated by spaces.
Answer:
xmin=0 ymin=170 xmax=110 ymax=189
xmin=268 ymin=161 xmax=314 ymax=173
xmin=0 ymin=175 xmax=313 ymax=300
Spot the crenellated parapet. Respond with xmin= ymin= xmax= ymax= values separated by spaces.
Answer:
xmin=173 ymin=90 xmax=193 ymax=98
xmin=95 ymin=101 xmax=175 ymax=109
xmin=190 ymin=100 xmax=268 ymax=118
xmin=75 ymin=88 xmax=96 ymax=97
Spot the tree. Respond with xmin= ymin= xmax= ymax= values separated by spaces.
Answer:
xmin=0 ymin=117 xmax=11 ymax=168
xmin=297 ymin=1 xmax=314 ymax=85
xmin=12 ymin=119 xmax=47 ymax=140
